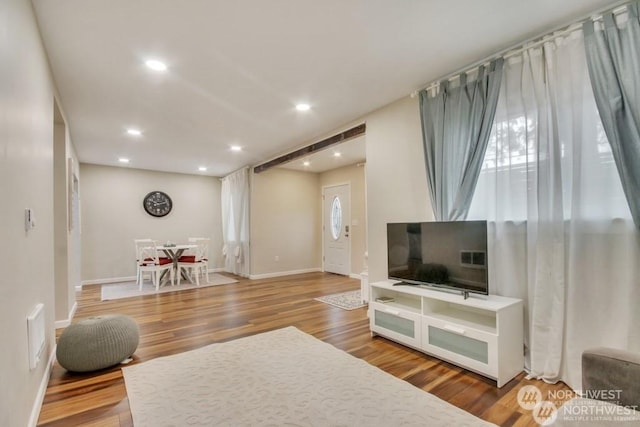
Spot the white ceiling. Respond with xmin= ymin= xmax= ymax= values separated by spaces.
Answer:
xmin=32 ymin=0 xmax=619 ymax=177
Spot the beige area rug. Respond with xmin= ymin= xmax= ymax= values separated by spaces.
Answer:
xmin=314 ymin=289 xmax=367 ymax=310
xmin=122 ymin=326 xmax=495 ymax=427
xmin=101 ymin=273 xmax=238 ymax=301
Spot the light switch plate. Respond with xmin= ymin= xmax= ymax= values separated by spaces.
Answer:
xmin=25 ymin=208 xmax=35 ymax=231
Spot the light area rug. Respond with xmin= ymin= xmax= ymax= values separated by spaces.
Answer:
xmin=122 ymin=326 xmax=495 ymax=427
xmin=101 ymin=273 xmax=237 ymax=301
xmin=314 ymin=289 xmax=366 ymax=310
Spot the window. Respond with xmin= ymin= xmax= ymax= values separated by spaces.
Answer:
xmin=469 ymin=106 xmax=625 ymax=222
xmin=330 ymin=196 xmax=342 ymax=240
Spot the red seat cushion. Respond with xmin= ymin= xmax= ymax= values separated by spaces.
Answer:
xmin=142 ymin=257 xmax=172 ymax=266
xmin=178 ymin=255 xmax=196 ymax=263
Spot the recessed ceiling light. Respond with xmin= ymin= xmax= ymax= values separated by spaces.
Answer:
xmin=230 ymin=145 xmax=242 ymax=152
xmin=145 ymin=59 xmax=167 ymax=71
xmin=333 ymin=152 xmax=342 ymax=157
xmin=295 ymin=103 xmax=311 ymax=112
xmin=118 ymin=158 xmax=130 ymax=163
xmin=303 ymin=161 xmax=310 ymax=167
xmin=198 ymin=166 xmax=207 ymax=172
xmin=127 ymin=129 xmax=142 ymax=136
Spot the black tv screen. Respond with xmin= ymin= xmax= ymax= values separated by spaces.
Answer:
xmin=387 ymin=221 xmax=488 ymax=295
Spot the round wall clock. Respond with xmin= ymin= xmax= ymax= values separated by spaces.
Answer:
xmin=143 ymin=191 xmax=173 ymax=217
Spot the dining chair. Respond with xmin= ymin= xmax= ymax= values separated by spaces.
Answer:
xmin=177 ymin=238 xmax=209 ymax=285
xmin=135 ymin=240 xmax=174 ymax=291
xmin=187 ymin=237 xmax=210 ymax=283
xmin=134 ymin=239 xmax=154 ymax=285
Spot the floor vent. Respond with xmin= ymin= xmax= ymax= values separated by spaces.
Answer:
xmin=27 ymin=303 xmax=45 ymax=370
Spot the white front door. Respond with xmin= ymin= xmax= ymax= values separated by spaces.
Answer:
xmin=323 ymin=183 xmax=350 ymax=276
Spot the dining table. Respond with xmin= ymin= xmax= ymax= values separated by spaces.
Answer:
xmin=156 ymin=243 xmax=197 ymax=283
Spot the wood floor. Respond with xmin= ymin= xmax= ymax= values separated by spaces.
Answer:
xmin=37 ymin=272 xmax=569 ymax=426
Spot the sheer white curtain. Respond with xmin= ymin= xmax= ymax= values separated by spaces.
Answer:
xmin=221 ymin=167 xmax=250 ymax=277
xmin=468 ymin=30 xmax=640 ymax=389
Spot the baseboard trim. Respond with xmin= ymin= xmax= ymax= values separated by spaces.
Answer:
xmin=28 ymin=345 xmax=56 ymax=427
xmin=249 ymin=268 xmax=321 ymax=280
xmin=54 ymin=301 xmax=77 ymax=329
xmin=81 ymin=269 xmax=225 ymax=287
xmin=82 ymin=275 xmax=137 ymax=286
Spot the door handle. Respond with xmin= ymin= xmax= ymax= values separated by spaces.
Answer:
xmin=443 ymin=325 xmax=466 ymax=335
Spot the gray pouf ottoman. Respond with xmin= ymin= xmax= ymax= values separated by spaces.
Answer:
xmin=56 ymin=314 xmax=139 ymax=373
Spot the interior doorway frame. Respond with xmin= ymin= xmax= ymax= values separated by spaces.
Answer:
xmin=322 ymin=182 xmax=351 ymax=276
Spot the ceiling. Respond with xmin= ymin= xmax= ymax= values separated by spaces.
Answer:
xmin=32 ymin=0 xmax=619 ymax=177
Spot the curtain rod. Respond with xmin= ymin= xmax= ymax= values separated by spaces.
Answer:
xmin=412 ymin=0 xmax=631 ymax=96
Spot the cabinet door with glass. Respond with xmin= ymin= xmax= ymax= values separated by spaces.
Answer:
xmin=421 ymin=316 xmax=498 ymax=377
xmin=370 ymin=301 xmax=422 ymax=349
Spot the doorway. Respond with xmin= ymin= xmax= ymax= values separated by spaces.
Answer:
xmin=323 ymin=183 xmax=350 ymax=275
xmin=53 ymin=98 xmax=79 ymax=327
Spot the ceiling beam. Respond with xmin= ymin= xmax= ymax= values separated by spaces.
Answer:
xmin=253 ymin=123 xmax=366 ymax=174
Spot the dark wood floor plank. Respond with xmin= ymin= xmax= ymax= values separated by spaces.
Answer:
xmin=37 ymin=272 xmax=569 ymax=426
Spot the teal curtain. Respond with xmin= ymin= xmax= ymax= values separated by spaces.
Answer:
xmin=419 ymin=59 xmax=503 ymax=221
xmin=583 ymin=2 xmax=640 ymax=227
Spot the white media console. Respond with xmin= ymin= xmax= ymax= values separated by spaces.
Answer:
xmin=369 ymin=280 xmax=523 ymax=387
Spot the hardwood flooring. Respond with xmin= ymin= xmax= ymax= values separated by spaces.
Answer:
xmin=37 ymin=272 xmax=570 ymax=426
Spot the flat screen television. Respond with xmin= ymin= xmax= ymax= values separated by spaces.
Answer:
xmin=387 ymin=220 xmax=488 ymax=297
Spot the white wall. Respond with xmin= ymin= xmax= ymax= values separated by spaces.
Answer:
xmin=365 ymin=96 xmax=433 ymax=282
xmin=255 ymin=100 xmax=430 ymax=283
xmin=319 ymin=163 xmax=367 ymax=275
xmin=249 ymin=164 xmax=365 ymax=278
xmin=0 ymin=0 xmax=61 ymax=425
xmin=279 ymin=99 xmax=433 ymax=283
xmin=250 ymin=168 xmax=321 ymax=277
xmin=80 ymin=164 xmax=223 ymax=282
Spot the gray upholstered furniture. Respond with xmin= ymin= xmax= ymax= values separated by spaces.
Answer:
xmin=56 ymin=314 xmax=139 ymax=373
xmin=555 ymin=347 xmax=640 ymax=425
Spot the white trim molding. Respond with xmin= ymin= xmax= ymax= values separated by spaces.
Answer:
xmin=54 ymin=301 xmax=77 ymax=329
xmin=28 ymin=345 xmax=56 ymax=427
xmin=81 ymin=275 xmax=137 ymax=286
xmin=349 ymin=273 xmax=362 ymax=280
xmin=81 ymin=268 xmax=332 ymax=284
xmin=249 ymin=268 xmax=321 ymax=280
xmin=80 ymin=269 xmax=225 ymax=287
